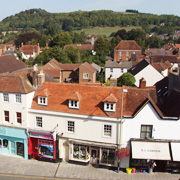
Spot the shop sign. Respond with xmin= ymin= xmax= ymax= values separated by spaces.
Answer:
xmin=0 ymin=127 xmax=6 ymax=135
xmin=29 ymin=133 xmax=53 ymax=140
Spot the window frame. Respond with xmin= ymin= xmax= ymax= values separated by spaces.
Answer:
xmin=119 ymin=51 xmax=122 ymax=56
xmin=69 ymin=100 xmax=79 ymax=109
xmin=16 ymin=112 xmax=22 ymax=124
xmin=140 ymin=125 xmax=153 ymax=139
xmin=110 ymin=68 xmax=113 ymax=73
xmin=103 ymin=124 xmax=112 ymax=138
xmin=126 ymin=51 xmax=129 ymax=56
xmin=4 ymin=111 xmax=9 ymax=123
xmin=15 ymin=94 xmax=22 ymax=103
xmin=83 ymin=73 xmax=89 ymax=79
xmin=36 ymin=116 xmax=43 ymax=128
xmin=67 ymin=120 xmax=75 ymax=133
xmin=3 ymin=93 xmax=9 ymax=102
xmin=104 ymin=102 xmax=116 ymax=112
xmin=38 ymin=96 xmax=47 ymax=106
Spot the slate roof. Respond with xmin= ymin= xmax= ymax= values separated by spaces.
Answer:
xmin=115 ymin=40 xmax=142 ymax=50
xmin=105 ymin=61 xmax=133 ymax=68
xmin=32 ymin=82 xmax=158 ymax=118
xmin=0 ymin=76 xmax=34 ymax=94
xmin=159 ymin=89 xmax=180 ymax=117
xmin=145 ymin=48 xmax=173 ymax=56
xmin=0 ymin=55 xmax=27 ymax=74
xmin=128 ymin=59 xmax=149 ymax=76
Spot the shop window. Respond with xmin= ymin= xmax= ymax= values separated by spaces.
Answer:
xmin=67 ymin=121 xmax=75 ymax=133
xmin=73 ymin=144 xmax=89 ymax=160
xmin=83 ymin=73 xmax=89 ymax=79
xmin=39 ymin=140 xmax=54 ymax=159
xmin=0 ymin=139 xmax=2 ymax=148
xmin=140 ymin=125 xmax=153 ymax=138
xmin=101 ymin=148 xmax=115 ymax=165
xmin=103 ymin=124 xmax=112 ymax=137
xmin=3 ymin=139 xmax=8 ymax=149
xmin=38 ymin=96 xmax=47 ymax=106
xmin=16 ymin=112 xmax=22 ymax=124
xmin=3 ymin=93 xmax=9 ymax=102
xmin=69 ymin=100 xmax=79 ymax=109
xmin=36 ymin=117 xmax=43 ymax=128
xmin=15 ymin=94 xmax=21 ymax=103
xmin=104 ymin=102 xmax=116 ymax=112
xmin=4 ymin=111 xmax=9 ymax=122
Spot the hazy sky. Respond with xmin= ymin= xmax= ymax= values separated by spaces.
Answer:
xmin=0 ymin=0 xmax=180 ymax=21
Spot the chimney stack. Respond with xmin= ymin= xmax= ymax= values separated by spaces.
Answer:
xmin=37 ymin=69 xmax=45 ymax=88
xmin=139 ymin=77 xmax=146 ymax=89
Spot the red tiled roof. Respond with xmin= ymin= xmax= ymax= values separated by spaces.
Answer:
xmin=80 ymin=62 xmax=97 ymax=72
xmin=31 ymin=82 xmax=157 ymax=118
xmin=102 ymin=93 xmax=118 ymax=103
xmin=115 ymin=40 xmax=142 ymax=50
xmin=43 ymin=69 xmax=60 ymax=78
xmin=0 ymin=76 xmax=34 ymax=94
xmin=68 ymin=92 xmax=82 ymax=101
xmin=21 ymin=45 xmax=39 ymax=55
xmin=175 ymin=44 xmax=180 ymax=48
xmin=59 ymin=63 xmax=81 ymax=71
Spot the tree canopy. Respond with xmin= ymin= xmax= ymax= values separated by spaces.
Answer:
xmin=117 ymin=73 xmax=136 ymax=86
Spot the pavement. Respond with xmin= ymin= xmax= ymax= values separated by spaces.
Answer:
xmin=0 ymin=154 xmax=180 ymax=180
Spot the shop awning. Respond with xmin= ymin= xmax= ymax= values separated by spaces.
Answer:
xmin=131 ymin=141 xmax=171 ymax=160
xmin=171 ymin=142 xmax=180 ymax=161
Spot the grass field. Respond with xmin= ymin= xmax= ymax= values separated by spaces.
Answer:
xmin=73 ymin=26 xmax=142 ymax=37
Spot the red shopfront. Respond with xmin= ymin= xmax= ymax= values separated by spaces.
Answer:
xmin=28 ymin=130 xmax=59 ymax=163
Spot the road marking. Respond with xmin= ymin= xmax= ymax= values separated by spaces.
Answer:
xmin=0 ymin=174 xmax=73 ymax=180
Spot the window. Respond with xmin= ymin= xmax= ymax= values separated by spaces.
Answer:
xmin=36 ymin=117 xmax=42 ymax=128
xmin=104 ymin=102 xmax=116 ymax=112
xmin=73 ymin=144 xmax=89 ymax=160
xmin=69 ymin=100 xmax=79 ymax=109
xmin=3 ymin=139 xmax=8 ymax=149
xmin=101 ymin=148 xmax=115 ymax=165
xmin=3 ymin=93 xmax=9 ymax=102
xmin=119 ymin=52 xmax=122 ymax=56
xmin=38 ymin=96 xmax=47 ymax=105
xmin=121 ymin=68 xmax=124 ymax=73
xmin=104 ymin=124 xmax=112 ymax=137
xmin=83 ymin=73 xmax=89 ymax=79
xmin=67 ymin=121 xmax=75 ymax=133
xmin=16 ymin=112 xmax=22 ymax=124
xmin=110 ymin=68 xmax=113 ymax=73
xmin=4 ymin=111 xmax=9 ymax=122
xmin=15 ymin=94 xmax=21 ymax=103
xmin=126 ymin=51 xmax=129 ymax=56
xmin=140 ymin=125 xmax=153 ymax=138
xmin=133 ymin=51 xmax=136 ymax=54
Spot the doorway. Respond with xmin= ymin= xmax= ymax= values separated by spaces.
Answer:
xmin=90 ymin=148 xmax=99 ymax=164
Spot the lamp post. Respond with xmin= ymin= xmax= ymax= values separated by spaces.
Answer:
xmin=117 ymin=88 xmax=128 ymax=173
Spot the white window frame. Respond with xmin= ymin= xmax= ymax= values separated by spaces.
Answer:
xmin=3 ymin=93 xmax=9 ymax=102
xmin=67 ymin=120 xmax=75 ymax=133
xmin=36 ymin=117 xmax=43 ymax=128
xmin=38 ymin=96 xmax=47 ymax=106
xmin=83 ymin=73 xmax=89 ymax=79
xmin=110 ymin=68 xmax=113 ymax=73
xmin=103 ymin=124 xmax=112 ymax=138
xmin=126 ymin=51 xmax=129 ymax=56
xmin=104 ymin=102 xmax=116 ymax=112
xmin=119 ymin=52 xmax=122 ymax=56
xmin=15 ymin=94 xmax=21 ymax=103
xmin=69 ymin=100 xmax=79 ymax=109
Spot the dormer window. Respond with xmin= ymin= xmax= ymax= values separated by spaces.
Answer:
xmin=69 ymin=100 xmax=79 ymax=109
xmin=38 ymin=96 xmax=47 ymax=106
xmin=104 ymin=102 xmax=116 ymax=112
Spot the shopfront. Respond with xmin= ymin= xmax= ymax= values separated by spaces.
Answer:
xmin=0 ymin=126 xmax=28 ymax=159
xmin=28 ymin=130 xmax=59 ymax=162
xmin=130 ymin=139 xmax=172 ymax=171
xmin=69 ymin=140 xmax=117 ymax=167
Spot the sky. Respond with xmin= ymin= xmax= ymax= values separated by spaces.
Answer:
xmin=0 ymin=0 xmax=180 ymax=21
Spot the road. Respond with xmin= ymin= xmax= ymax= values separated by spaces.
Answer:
xmin=0 ymin=174 xmax=75 ymax=180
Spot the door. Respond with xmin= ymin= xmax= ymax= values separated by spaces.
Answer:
xmin=31 ymin=138 xmax=39 ymax=159
xmin=90 ymin=148 xmax=99 ymax=164
xmin=16 ymin=142 xmax=24 ymax=157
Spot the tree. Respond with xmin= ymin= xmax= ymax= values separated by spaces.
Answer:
xmin=117 ymin=73 xmax=136 ymax=86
